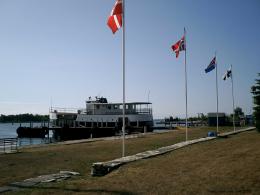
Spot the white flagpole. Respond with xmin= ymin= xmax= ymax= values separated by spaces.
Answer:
xmin=184 ymin=27 xmax=188 ymax=141
xmin=231 ymin=65 xmax=235 ymax=132
xmin=215 ymin=52 xmax=219 ymax=134
xmin=122 ymin=0 xmax=126 ymax=157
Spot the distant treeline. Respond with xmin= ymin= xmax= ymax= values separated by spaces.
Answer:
xmin=0 ymin=114 xmax=49 ymax=123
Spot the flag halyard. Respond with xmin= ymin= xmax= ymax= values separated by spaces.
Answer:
xmin=107 ymin=0 xmax=123 ymax=34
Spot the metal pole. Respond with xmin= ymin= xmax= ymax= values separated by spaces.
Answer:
xmin=231 ymin=65 xmax=235 ymax=132
xmin=148 ymin=90 xmax=150 ymax=103
xmin=147 ymin=90 xmax=150 ymax=111
xmin=215 ymin=52 xmax=219 ymax=134
xmin=122 ymin=0 xmax=126 ymax=157
xmin=184 ymin=27 xmax=188 ymax=141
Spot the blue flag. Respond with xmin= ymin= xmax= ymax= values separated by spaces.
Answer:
xmin=205 ymin=57 xmax=216 ymax=73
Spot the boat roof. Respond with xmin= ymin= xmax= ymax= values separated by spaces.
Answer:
xmin=86 ymin=101 xmax=151 ymax=105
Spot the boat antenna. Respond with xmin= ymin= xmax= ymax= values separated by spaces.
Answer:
xmin=148 ymin=90 xmax=150 ymax=103
xmin=50 ymin=96 xmax=53 ymax=112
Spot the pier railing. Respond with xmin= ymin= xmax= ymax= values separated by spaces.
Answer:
xmin=0 ymin=138 xmax=18 ymax=154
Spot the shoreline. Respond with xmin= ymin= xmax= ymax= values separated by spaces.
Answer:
xmin=18 ymin=129 xmax=174 ymax=149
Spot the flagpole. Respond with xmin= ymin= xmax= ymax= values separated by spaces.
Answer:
xmin=215 ymin=52 xmax=219 ymax=134
xmin=184 ymin=27 xmax=188 ymax=141
xmin=231 ymin=65 xmax=235 ymax=132
xmin=122 ymin=0 xmax=126 ymax=157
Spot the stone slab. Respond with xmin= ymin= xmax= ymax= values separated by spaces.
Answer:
xmin=218 ymin=127 xmax=255 ymax=138
xmin=0 ymin=186 xmax=19 ymax=193
xmin=59 ymin=171 xmax=80 ymax=176
xmin=10 ymin=181 xmax=39 ymax=188
xmin=0 ymin=170 xmax=80 ymax=194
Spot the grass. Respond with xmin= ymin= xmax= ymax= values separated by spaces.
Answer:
xmin=1 ymin=126 xmax=259 ymax=194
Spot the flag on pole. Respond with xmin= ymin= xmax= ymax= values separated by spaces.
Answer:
xmin=205 ymin=57 xmax=216 ymax=73
xmin=107 ymin=0 xmax=126 ymax=157
xmin=171 ymin=36 xmax=186 ymax=58
xmin=222 ymin=67 xmax=232 ymax=80
xmin=107 ymin=0 xmax=123 ymax=34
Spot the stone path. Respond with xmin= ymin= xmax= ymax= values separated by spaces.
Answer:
xmin=0 ymin=171 xmax=80 ymax=194
xmin=91 ymin=127 xmax=256 ymax=176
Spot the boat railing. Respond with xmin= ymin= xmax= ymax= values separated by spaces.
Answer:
xmin=135 ymin=108 xmax=152 ymax=114
xmin=49 ymin=107 xmax=80 ymax=114
xmin=85 ymin=108 xmax=152 ymax=115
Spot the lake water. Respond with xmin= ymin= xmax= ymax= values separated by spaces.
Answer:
xmin=0 ymin=120 xmax=166 ymax=147
xmin=0 ymin=123 xmax=21 ymax=138
xmin=0 ymin=123 xmax=53 ymax=146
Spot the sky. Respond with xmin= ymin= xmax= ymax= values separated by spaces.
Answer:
xmin=0 ymin=0 xmax=259 ymax=118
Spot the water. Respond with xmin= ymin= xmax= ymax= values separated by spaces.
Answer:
xmin=0 ymin=123 xmax=53 ymax=146
xmin=0 ymin=123 xmax=20 ymax=138
xmin=0 ymin=121 xmax=165 ymax=147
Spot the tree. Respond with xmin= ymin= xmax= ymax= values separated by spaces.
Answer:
xmin=251 ymin=73 xmax=260 ymax=132
xmin=173 ymin=117 xmax=180 ymax=122
xmin=0 ymin=114 xmax=49 ymax=123
xmin=200 ymin=113 xmax=207 ymax=121
xmin=234 ymin=107 xmax=244 ymax=120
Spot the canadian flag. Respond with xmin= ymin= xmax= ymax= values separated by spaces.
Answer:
xmin=171 ymin=36 xmax=186 ymax=58
xmin=107 ymin=0 xmax=123 ymax=34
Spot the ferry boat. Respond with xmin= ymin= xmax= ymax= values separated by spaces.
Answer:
xmin=49 ymin=97 xmax=153 ymax=140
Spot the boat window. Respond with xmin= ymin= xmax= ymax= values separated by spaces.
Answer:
xmin=114 ymin=105 xmax=118 ymax=109
xmin=96 ymin=105 xmax=100 ymax=109
xmin=108 ymin=105 xmax=111 ymax=109
xmin=119 ymin=105 xmax=128 ymax=109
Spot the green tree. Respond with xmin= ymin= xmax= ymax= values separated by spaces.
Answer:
xmin=234 ymin=107 xmax=244 ymax=120
xmin=0 ymin=114 xmax=49 ymax=123
xmin=200 ymin=113 xmax=207 ymax=122
xmin=173 ymin=117 xmax=180 ymax=122
xmin=251 ymin=73 xmax=260 ymax=131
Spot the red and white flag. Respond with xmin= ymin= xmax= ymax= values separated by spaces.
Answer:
xmin=171 ymin=36 xmax=186 ymax=58
xmin=107 ymin=0 xmax=123 ymax=34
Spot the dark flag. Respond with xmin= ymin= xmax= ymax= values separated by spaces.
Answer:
xmin=205 ymin=57 xmax=216 ymax=73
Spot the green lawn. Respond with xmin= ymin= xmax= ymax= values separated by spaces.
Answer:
xmin=1 ymin=126 xmax=259 ymax=194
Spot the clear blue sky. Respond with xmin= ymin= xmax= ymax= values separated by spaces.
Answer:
xmin=0 ymin=0 xmax=259 ymax=118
